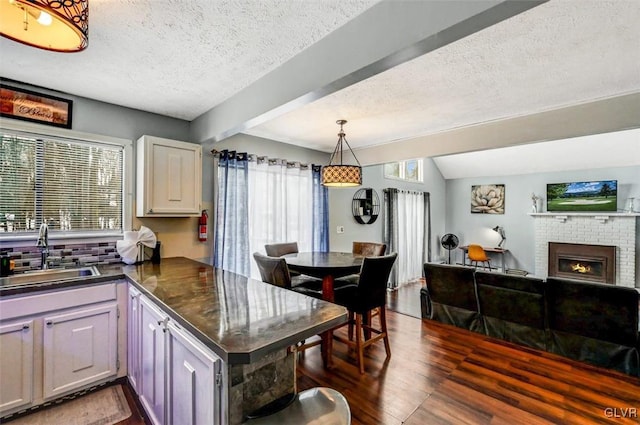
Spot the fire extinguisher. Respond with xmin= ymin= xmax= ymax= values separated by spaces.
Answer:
xmin=198 ymin=210 xmax=208 ymax=242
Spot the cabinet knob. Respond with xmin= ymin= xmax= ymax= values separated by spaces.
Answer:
xmin=22 ymin=324 xmax=30 ymax=330
xmin=148 ymin=209 xmax=153 ymax=213
xmin=46 ymin=321 xmax=53 ymax=326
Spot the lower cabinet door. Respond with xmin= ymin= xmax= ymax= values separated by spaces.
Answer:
xmin=139 ymin=296 xmax=167 ymax=425
xmin=167 ymin=321 xmax=222 ymax=425
xmin=42 ymin=303 xmax=118 ymax=399
xmin=127 ymin=284 xmax=142 ymax=393
xmin=0 ymin=320 xmax=34 ymax=414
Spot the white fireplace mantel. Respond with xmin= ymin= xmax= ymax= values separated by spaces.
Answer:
xmin=530 ymin=213 xmax=637 ymax=287
xmin=529 ymin=212 xmax=640 ymax=223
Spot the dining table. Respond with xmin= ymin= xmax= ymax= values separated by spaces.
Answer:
xmin=283 ymin=251 xmax=363 ymax=366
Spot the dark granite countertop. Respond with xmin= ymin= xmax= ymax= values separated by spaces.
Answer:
xmin=1 ymin=257 xmax=348 ymax=364
xmin=123 ymin=258 xmax=348 ymax=364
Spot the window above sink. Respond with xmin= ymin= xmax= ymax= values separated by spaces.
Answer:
xmin=0 ymin=120 xmax=133 ymax=242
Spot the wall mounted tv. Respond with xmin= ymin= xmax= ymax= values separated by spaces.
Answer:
xmin=546 ymin=180 xmax=618 ymax=212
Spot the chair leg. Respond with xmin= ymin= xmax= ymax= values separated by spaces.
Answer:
xmin=379 ymin=307 xmax=391 ymax=358
xmin=355 ymin=313 xmax=365 ymax=374
xmin=348 ymin=311 xmax=355 ymax=342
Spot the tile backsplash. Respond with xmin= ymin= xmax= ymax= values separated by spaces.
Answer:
xmin=1 ymin=241 xmax=121 ymax=273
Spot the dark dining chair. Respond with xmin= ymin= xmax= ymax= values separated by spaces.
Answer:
xmin=330 ymin=253 xmax=397 ymax=374
xmin=263 ymin=242 xmax=322 ymax=287
xmin=252 ymin=252 xmax=324 ymax=356
xmin=252 ymin=252 xmax=322 ymax=298
xmin=352 ymin=241 xmax=387 ymax=257
xmin=334 ymin=241 xmax=387 ymax=287
xmin=264 ymin=242 xmax=299 ymax=257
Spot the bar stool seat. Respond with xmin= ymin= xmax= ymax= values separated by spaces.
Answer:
xmin=244 ymin=387 xmax=351 ymax=424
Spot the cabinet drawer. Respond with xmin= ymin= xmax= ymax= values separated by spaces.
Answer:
xmin=0 ymin=283 xmax=117 ymax=320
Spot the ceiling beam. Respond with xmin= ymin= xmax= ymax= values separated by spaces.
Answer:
xmin=354 ymin=92 xmax=640 ymax=166
xmin=190 ymin=0 xmax=546 ymax=144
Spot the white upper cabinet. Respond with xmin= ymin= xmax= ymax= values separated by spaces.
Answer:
xmin=136 ymin=135 xmax=202 ymax=217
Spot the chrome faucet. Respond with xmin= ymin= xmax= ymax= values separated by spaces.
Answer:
xmin=36 ymin=222 xmax=49 ymax=270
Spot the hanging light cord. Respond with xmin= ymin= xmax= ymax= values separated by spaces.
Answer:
xmin=328 ymin=120 xmax=361 ymax=166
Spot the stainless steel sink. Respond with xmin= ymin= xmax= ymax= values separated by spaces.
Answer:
xmin=0 ymin=266 xmax=101 ymax=287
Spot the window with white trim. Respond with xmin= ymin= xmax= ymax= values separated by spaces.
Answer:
xmin=384 ymin=158 xmax=423 ymax=182
xmin=0 ymin=131 xmax=124 ymax=235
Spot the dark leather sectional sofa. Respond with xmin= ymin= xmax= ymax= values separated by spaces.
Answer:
xmin=421 ymin=263 xmax=640 ymax=377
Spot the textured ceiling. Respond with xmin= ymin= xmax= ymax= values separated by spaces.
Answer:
xmin=0 ymin=0 xmax=638 ymax=175
xmin=244 ymin=0 xmax=640 ymax=152
xmin=0 ymin=0 xmax=379 ymax=120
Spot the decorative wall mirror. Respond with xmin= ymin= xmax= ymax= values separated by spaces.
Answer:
xmin=352 ymin=188 xmax=380 ymax=224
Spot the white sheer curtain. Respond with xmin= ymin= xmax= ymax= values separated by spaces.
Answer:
xmin=396 ymin=190 xmax=425 ymax=284
xmin=384 ymin=189 xmax=430 ymax=289
xmin=247 ymin=158 xmax=313 ymax=279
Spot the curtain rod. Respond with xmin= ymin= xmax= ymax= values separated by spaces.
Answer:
xmin=212 ymin=149 xmax=318 ymax=170
xmin=384 ymin=188 xmax=429 ymax=196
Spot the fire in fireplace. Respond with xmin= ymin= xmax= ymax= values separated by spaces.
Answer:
xmin=548 ymin=242 xmax=616 ymax=284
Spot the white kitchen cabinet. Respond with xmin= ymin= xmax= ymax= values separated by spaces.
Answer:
xmin=167 ymin=320 xmax=222 ymax=425
xmin=0 ymin=282 xmax=120 ymax=418
xmin=139 ymin=295 xmax=168 ymax=425
xmin=127 ymin=284 xmax=142 ymax=392
xmin=0 ymin=319 xmax=34 ymax=413
xmin=132 ymin=293 xmax=224 ymax=425
xmin=43 ymin=303 xmax=118 ymax=399
xmin=136 ymin=135 xmax=202 ymax=217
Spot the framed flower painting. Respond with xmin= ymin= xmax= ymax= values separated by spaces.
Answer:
xmin=471 ymin=184 xmax=505 ymax=214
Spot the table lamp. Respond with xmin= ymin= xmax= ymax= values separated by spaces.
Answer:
xmin=492 ymin=226 xmax=506 ymax=248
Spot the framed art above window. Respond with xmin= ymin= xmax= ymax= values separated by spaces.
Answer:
xmin=0 ymin=84 xmax=73 ymax=129
xmin=384 ymin=158 xmax=423 ymax=182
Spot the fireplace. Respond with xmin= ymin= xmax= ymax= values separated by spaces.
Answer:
xmin=548 ymin=242 xmax=616 ymax=284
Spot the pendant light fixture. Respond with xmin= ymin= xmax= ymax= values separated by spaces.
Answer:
xmin=0 ymin=0 xmax=89 ymax=52
xmin=322 ymin=119 xmax=362 ymax=187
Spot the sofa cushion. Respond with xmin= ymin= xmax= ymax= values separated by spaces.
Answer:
xmin=475 ymin=271 xmax=548 ymax=350
xmin=546 ymin=277 xmax=639 ymax=347
xmin=423 ymin=263 xmax=482 ymax=332
xmin=475 ymin=271 xmax=546 ymax=330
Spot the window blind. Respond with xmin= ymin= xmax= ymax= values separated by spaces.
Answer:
xmin=0 ymin=132 xmax=123 ymax=234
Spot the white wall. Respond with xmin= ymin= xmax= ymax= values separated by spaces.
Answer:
xmin=445 ymin=165 xmax=640 ymax=285
xmin=329 ymin=158 xmax=447 ymax=259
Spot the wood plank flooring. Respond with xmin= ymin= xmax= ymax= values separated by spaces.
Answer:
xmin=296 ymin=310 xmax=640 ymax=424
xmin=49 ymin=279 xmax=640 ymax=425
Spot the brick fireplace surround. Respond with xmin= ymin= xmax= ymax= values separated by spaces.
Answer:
xmin=533 ymin=213 xmax=638 ymax=288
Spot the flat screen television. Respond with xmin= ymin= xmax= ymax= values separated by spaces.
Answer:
xmin=546 ymin=180 xmax=617 ymax=212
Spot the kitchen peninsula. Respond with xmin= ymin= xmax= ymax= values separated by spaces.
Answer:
xmin=0 ymin=257 xmax=347 ymax=425
xmin=124 ymin=257 xmax=348 ymax=425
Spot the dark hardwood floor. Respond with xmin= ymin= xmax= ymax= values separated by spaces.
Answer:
xmin=74 ymin=284 xmax=640 ymax=425
xmin=296 ymin=310 xmax=640 ymax=424
xmin=386 ymin=279 xmax=424 ymax=319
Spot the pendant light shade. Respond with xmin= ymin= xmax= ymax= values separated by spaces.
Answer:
xmin=322 ymin=120 xmax=362 ymax=187
xmin=0 ymin=0 xmax=89 ymax=52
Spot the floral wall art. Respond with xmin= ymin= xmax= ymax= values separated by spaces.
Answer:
xmin=471 ymin=184 xmax=505 ymax=214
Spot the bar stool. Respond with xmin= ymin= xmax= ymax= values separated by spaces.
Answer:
xmin=244 ymin=387 xmax=351 ymax=424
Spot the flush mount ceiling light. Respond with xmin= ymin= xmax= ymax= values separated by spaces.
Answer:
xmin=0 ymin=0 xmax=88 ymax=52
xmin=322 ymin=119 xmax=362 ymax=188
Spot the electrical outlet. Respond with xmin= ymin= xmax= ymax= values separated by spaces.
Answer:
xmin=337 ymin=226 xmax=345 ymax=234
